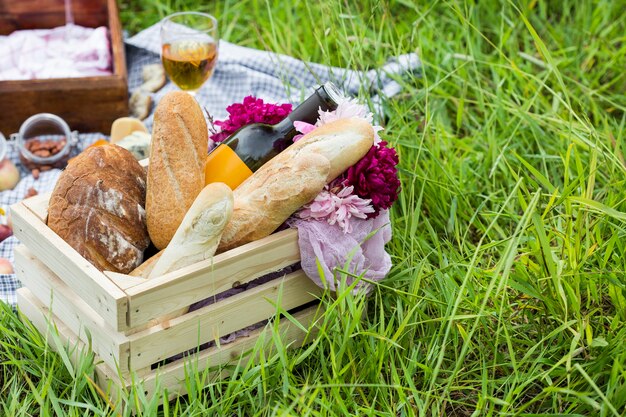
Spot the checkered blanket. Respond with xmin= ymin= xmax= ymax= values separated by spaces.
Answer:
xmin=0 ymin=22 xmax=420 ymax=306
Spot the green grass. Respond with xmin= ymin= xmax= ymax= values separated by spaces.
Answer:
xmin=3 ymin=0 xmax=626 ymax=415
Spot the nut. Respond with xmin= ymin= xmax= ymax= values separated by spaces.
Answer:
xmin=25 ymin=187 xmax=38 ymax=198
xmin=19 ymin=136 xmax=69 ymax=171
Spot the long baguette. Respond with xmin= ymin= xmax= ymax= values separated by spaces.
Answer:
xmin=146 ymin=91 xmax=208 ymax=250
xmin=217 ymin=118 xmax=374 ymax=252
xmin=280 ymin=117 xmax=375 ymax=182
xmin=148 ymin=183 xmax=233 ymax=278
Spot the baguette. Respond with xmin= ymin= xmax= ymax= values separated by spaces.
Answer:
xmin=217 ymin=117 xmax=374 ymax=252
xmin=146 ymin=91 xmax=208 ymax=249
xmin=148 ymin=183 xmax=233 ymax=278
xmin=218 ymin=153 xmax=330 ymax=252
xmin=281 ymin=117 xmax=375 ymax=182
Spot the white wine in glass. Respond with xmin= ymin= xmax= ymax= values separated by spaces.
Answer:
xmin=160 ymin=12 xmax=219 ymax=93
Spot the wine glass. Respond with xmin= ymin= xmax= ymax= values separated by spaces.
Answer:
xmin=160 ymin=12 xmax=219 ymax=96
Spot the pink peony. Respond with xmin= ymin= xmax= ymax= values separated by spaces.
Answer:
xmin=210 ymin=96 xmax=292 ymax=142
xmin=294 ymin=99 xmax=400 ymax=217
xmin=298 ymin=183 xmax=374 ymax=233
xmin=344 ymin=141 xmax=400 ymax=217
xmin=317 ymin=98 xmax=374 ymax=125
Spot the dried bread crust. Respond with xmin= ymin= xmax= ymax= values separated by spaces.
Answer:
xmin=47 ymin=145 xmax=150 ymax=273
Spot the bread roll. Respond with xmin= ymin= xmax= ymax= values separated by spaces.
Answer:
xmin=147 ymin=183 xmax=233 ymax=278
xmin=47 ymin=145 xmax=150 ymax=273
xmin=146 ymin=91 xmax=208 ymax=249
xmin=217 ymin=118 xmax=374 ymax=252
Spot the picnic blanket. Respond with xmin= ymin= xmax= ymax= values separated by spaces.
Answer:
xmin=0 ymin=22 xmax=420 ymax=306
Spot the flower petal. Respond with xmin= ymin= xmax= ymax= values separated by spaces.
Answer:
xmin=293 ymin=121 xmax=317 ymax=134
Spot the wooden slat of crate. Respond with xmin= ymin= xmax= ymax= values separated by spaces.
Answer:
xmin=16 ymin=287 xmax=121 ymax=390
xmin=136 ymin=305 xmax=321 ymax=400
xmin=0 ymin=0 xmax=108 ymax=33
xmin=14 ymin=245 xmax=130 ymax=373
xmin=127 ymin=270 xmax=322 ymax=371
xmin=13 ymin=236 xmax=321 ymax=375
xmin=11 ymin=198 xmax=129 ymax=332
xmin=19 ymin=192 xmax=49 ymax=220
xmin=17 ymin=287 xmax=322 ymax=401
xmin=104 ymin=271 xmax=148 ymax=291
xmin=106 ymin=0 xmax=125 ymax=77
xmin=125 ymin=228 xmax=301 ymax=329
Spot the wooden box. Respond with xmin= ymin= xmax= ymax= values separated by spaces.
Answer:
xmin=0 ymin=0 xmax=128 ymax=134
xmin=12 ymin=193 xmax=323 ymax=399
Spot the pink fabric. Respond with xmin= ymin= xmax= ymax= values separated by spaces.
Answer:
xmin=0 ymin=25 xmax=111 ymax=80
xmin=290 ymin=210 xmax=392 ymax=293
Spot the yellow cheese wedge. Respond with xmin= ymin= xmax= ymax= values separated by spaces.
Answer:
xmin=110 ymin=117 xmax=149 ymax=144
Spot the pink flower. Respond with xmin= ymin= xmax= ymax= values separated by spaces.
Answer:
xmin=293 ymin=97 xmax=401 ymax=217
xmin=298 ymin=184 xmax=374 ymax=233
xmin=318 ymin=98 xmax=374 ymax=125
xmin=210 ymin=96 xmax=292 ymax=142
xmin=344 ymin=141 xmax=400 ymax=216
xmin=292 ymin=121 xmax=317 ymax=142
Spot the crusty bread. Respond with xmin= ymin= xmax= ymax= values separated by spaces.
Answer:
xmin=141 ymin=64 xmax=166 ymax=93
xmin=218 ymin=153 xmax=329 ymax=252
xmin=129 ymin=90 xmax=152 ymax=120
xmin=129 ymin=251 xmax=160 ymax=277
xmin=47 ymin=145 xmax=150 ymax=273
xmin=130 ymin=183 xmax=232 ymax=278
xmin=146 ymin=91 xmax=208 ymax=250
xmin=217 ymin=118 xmax=374 ymax=252
xmin=284 ymin=117 xmax=374 ymax=182
xmin=148 ymin=183 xmax=233 ymax=278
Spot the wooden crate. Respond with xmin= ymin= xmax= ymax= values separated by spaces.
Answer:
xmin=0 ymin=0 xmax=128 ymax=134
xmin=11 ymin=192 xmax=323 ymax=399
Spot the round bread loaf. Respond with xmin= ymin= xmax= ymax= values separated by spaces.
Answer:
xmin=47 ymin=144 xmax=150 ymax=273
xmin=146 ymin=91 xmax=208 ymax=249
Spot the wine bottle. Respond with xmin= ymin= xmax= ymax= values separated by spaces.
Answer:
xmin=205 ymin=82 xmax=343 ymax=189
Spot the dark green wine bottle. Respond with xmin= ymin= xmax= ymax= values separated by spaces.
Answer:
xmin=204 ymin=82 xmax=343 ymax=189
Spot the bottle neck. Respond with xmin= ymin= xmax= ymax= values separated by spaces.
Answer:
xmin=221 ymin=83 xmax=342 ymax=145
xmin=287 ymin=84 xmax=341 ymax=125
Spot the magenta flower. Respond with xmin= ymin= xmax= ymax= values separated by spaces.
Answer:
xmin=293 ymin=99 xmax=401 ymax=217
xmin=298 ymin=184 xmax=374 ymax=233
xmin=344 ymin=141 xmax=400 ymax=216
xmin=210 ymin=96 xmax=292 ymax=142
